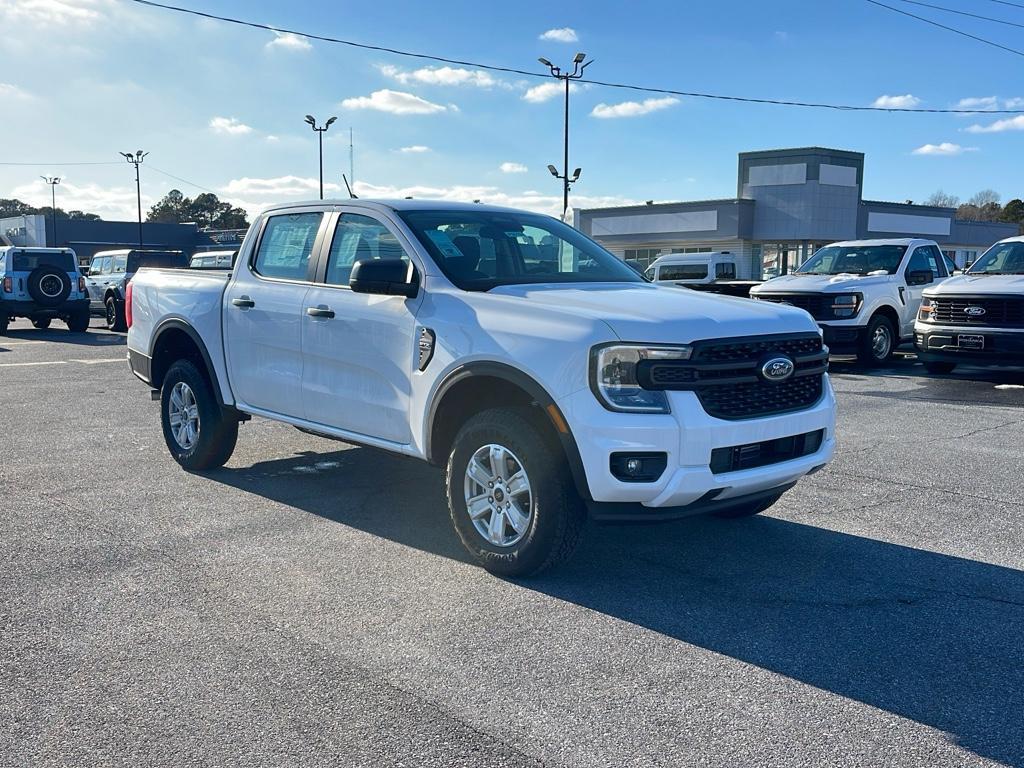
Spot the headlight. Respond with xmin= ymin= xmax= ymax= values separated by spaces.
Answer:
xmin=918 ymin=297 xmax=934 ymax=321
xmin=590 ymin=344 xmax=691 ymax=413
xmin=830 ymin=293 xmax=861 ymax=318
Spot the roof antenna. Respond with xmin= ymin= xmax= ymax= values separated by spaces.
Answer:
xmin=342 ymin=173 xmax=357 ymax=199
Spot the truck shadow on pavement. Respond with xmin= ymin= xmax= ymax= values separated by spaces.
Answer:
xmin=209 ymin=447 xmax=1024 ymax=767
xmin=0 ymin=326 xmax=126 ymax=350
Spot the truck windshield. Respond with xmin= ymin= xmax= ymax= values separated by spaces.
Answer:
xmin=397 ymin=210 xmax=644 ymax=291
xmin=12 ymin=251 xmax=76 ymax=271
xmin=967 ymin=241 xmax=1024 ymax=275
xmin=797 ymin=245 xmax=907 ymax=276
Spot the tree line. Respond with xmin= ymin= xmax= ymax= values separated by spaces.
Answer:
xmin=0 ymin=189 xmax=249 ymax=230
xmin=923 ymin=189 xmax=1024 ymax=230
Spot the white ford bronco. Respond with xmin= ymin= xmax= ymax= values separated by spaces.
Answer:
xmin=750 ymin=239 xmax=951 ymax=365
xmin=126 ymin=200 xmax=836 ymax=575
xmin=915 ymin=235 xmax=1024 ymax=373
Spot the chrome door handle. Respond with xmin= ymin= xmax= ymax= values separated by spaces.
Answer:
xmin=231 ymin=296 xmax=255 ymax=308
xmin=306 ymin=306 xmax=335 ymax=319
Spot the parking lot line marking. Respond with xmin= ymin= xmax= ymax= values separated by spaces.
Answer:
xmin=0 ymin=360 xmax=67 ymax=367
xmin=70 ymin=358 xmax=124 ymax=364
xmin=0 ymin=340 xmax=47 ymax=346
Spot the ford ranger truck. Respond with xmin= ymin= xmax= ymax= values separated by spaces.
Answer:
xmin=126 ymin=200 xmax=836 ymax=576
xmin=915 ymin=235 xmax=1024 ymax=373
xmin=750 ymin=239 xmax=951 ymax=366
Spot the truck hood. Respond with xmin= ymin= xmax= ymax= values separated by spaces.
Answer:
xmin=924 ymin=274 xmax=1024 ymax=296
xmin=486 ymin=282 xmax=819 ymax=343
xmin=752 ymin=273 xmax=893 ymax=294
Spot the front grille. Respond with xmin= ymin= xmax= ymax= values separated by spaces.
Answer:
xmin=755 ymin=293 xmax=833 ymax=320
xmin=930 ymin=296 xmax=1024 ymax=328
xmin=638 ymin=332 xmax=827 ymax=421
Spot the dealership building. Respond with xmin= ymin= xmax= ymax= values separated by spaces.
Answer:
xmin=575 ymin=147 xmax=1018 ymax=278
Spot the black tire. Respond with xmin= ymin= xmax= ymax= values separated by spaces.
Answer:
xmin=105 ymin=295 xmax=127 ymax=332
xmin=66 ymin=310 xmax=90 ymax=333
xmin=446 ymin=408 xmax=585 ymax=577
xmin=31 ymin=318 xmax=51 ymax=329
xmin=924 ymin=360 xmax=956 ymax=375
xmin=160 ymin=359 xmax=238 ymax=471
xmin=856 ymin=314 xmax=897 ymax=366
xmin=713 ymin=492 xmax=784 ymax=519
xmin=27 ymin=266 xmax=71 ymax=307
xmin=0 ymin=316 xmax=8 ymax=335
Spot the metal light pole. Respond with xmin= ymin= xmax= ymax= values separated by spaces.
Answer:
xmin=304 ymin=115 xmax=337 ymax=199
xmin=40 ymin=176 xmax=61 ymax=245
xmin=538 ymin=52 xmax=591 ymax=220
xmin=120 ymin=150 xmax=148 ymax=246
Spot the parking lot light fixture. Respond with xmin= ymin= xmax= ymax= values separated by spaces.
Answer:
xmin=40 ymin=176 xmax=60 ymax=245
xmin=120 ymin=150 xmax=148 ymax=246
xmin=305 ymin=115 xmax=338 ymax=200
xmin=538 ymin=53 xmax=592 ymax=220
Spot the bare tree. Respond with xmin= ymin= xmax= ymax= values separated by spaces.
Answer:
xmin=925 ymin=190 xmax=960 ymax=208
xmin=968 ymin=189 xmax=1001 ymax=208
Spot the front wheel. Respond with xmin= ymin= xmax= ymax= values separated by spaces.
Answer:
xmin=160 ymin=359 xmax=238 ymax=471
xmin=66 ymin=310 xmax=90 ymax=333
xmin=924 ymin=360 xmax=957 ymax=375
xmin=857 ymin=315 xmax=897 ymax=366
xmin=446 ymin=409 xmax=585 ymax=577
xmin=31 ymin=318 xmax=51 ymax=329
xmin=105 ymin=296 xmax=127 ymax=331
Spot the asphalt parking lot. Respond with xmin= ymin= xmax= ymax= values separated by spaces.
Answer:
xmin=2 ymin=317 xmax=1023 ymax=768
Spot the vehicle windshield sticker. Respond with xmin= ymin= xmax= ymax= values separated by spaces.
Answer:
xmin=425 ymin=230 xmax=463 ymax=259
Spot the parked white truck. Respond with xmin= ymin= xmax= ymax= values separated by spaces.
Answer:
xmin=750 ymin=239 xmax=951 ymax=365
xmin=915 ymin=235 xmax=1024 ymax=373
xmin=126 ymin=200 xmax=836 ymax=575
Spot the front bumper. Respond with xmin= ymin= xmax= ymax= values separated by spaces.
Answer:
xmin=558 ymin=377 xmax=836 ymax=520
xmin=914 ymin=323 xmax=1024 ymax=365
xmin=0 ymin=298 xmax=89 ymax=317
xmin=820 ymin=323 xmax=864 ymax=350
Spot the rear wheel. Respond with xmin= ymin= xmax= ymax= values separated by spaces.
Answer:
xmin=0 ymin=316 xmax=8 ymax=335
xmin=713 ymin=492 xmax=784 ymax=519
xmin=446 ymin=409 xmax=585 ymax=577
xmin=857 ymin=314 xmax=897 ymax=366
xmin=66 ymin=310 xmax=90 ymax=333
xmin=924 ymin=360 xmax=956 ymax=375
xmin=105 ymin=296 xmax=127 ymax=331
xmin=31 ymin=318 xmax=51 ymax=329
xmin=160 ymin=359 xmax=238 ymax=471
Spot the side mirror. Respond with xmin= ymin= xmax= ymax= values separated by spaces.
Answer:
xmin=350 ymin=258 xmax=419 ymax=298
xmin=906 ymin=269 xmax=934 ymax=286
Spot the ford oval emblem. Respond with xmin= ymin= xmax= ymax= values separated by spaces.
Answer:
xmin=761 ymin=356 xmax=795 ymax=382
xmin=964 ymin=306 xmax=986 ymax=317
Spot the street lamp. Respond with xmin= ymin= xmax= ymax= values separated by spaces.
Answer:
xmin=538 ymin=52 xmax=592 ymax=220
xmin=305 ymin=114 xmax=337 ymax=199
xmin=120 ymin=150 xmax=148 ymax=246
xmin=40 ymin=176 xmax=61 ymax=245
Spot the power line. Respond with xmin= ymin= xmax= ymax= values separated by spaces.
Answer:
xmin=863 ymin=0 xmax=1024 ymax=57
xmin=130 ymin=0 xmax=1024 ymax=114
xmin=983 ymin=0 xmax=1024 ymax=10
xmin=893 ymin=0 xmax=1024 ymax=28
xmin=147 ymin=164 xmax=220 ymax=195
xmin=0 ymin=161 xmax=121 ymax=166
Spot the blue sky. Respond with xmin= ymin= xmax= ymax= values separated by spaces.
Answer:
xmin=1 ymin=0 xmax=1022 ymax=220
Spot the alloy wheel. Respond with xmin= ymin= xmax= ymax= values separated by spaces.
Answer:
xmin=168 ymin=381 xmax=200 ymax=450
xmin=463 ymin=443 xmax=533 ymax=547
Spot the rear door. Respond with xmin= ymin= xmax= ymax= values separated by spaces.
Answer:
xmin=300 ymin=209 xmax=424 ymax=444
xmin=223 ymin=209 xmax=327 ymax=418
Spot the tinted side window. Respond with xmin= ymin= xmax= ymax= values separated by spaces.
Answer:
xmin=715 ymin=263 xmax=736 ymax=280
xmin=253 ymin=213 xmax=323 ymax=281
xmin=659 ymin=264 xmax=708 ymax=281
xmin=111 ymin=254 xmax=128 ymax=273
xmin=93 ymin=256 xmax=111 ymax=275
xmin=928 ymin=246 xmax=948 ymax=277
xmin=905 ymin=249 xmax=932 ymax=277
xmin=324 ymin=213 xmax=408 ymax=287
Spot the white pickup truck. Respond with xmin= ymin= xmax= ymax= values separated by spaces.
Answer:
xmin=126 ymin=199 xmax=836 ymax=575
xmin=750 ymin=239 xmax=951 ymax=365
xmin=915 ymin=235 xmax=1024 ymax=373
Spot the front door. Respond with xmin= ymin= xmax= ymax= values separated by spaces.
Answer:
xmin=300 ymin=210 xmax=424 ymax=445
xmin=901 ymin=245 xmax=946 ymax=337
xmin=223 ymin=209 xmax=326 ymax=417
xmin=86 ymin=255 xmax=111 ymax=311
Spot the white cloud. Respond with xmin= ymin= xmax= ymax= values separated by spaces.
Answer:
xmin=522 ymin=81 xmax=578 ymax=103
xmin=500 ymin=162 xmax=528 ymax=174
xmin=11 ymin=178 xmax=150 ymax=220
xmin=591 ymin=96 xmax=679 ymax=119
xmin=955 ymin=96 xmax=998 ymax=112
xmin=266 ymin=31 xmax=312 ymax=52
xmin=265 ymin=135 xmax=279 ymax=142
xmin=399 ymin=145 xmax=431 ymax=153
xmin=341 ymin=89 xmax=447 ymax=115
xmin=912 ymin=142 xmax=977 ymax=156
xmin=1005 ymin=97 xmax=1024 ymax=109
xmin=221 ymin=176 xmax=341 ymax=197
xmin=539 ymin=27 xmax=578 ymax=42
xmin=871 ymin=94 xmax=921 ymax=109
xmin=0 ymin=82 xmax=32 ymax=99
xmin=377 ymin=64 xmax=497 ymax=88
xmin=965 ymin=115 xmax=1024 ymax=134
xmin=0 ymin=0 xmax=109 ymax=25
xmin=209 ymin=116 xmax=253 ymax=135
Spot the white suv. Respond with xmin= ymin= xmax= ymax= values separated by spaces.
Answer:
xmin=750 ymin=239 xmax=951 ymax=365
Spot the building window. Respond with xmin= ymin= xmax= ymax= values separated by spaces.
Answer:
xmin=623 ymin=248 xmax=662 ymax=269
xmin=671 ymin=247 xmax=713 ymax=254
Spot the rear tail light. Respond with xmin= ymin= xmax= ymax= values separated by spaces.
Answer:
xmin=78 ymin=276 xmax=86 ymax=293
xmin=125 ymin=280 xmax=134 ymax=329
xmin=2 ymin=276 xmax=11 ymax=293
